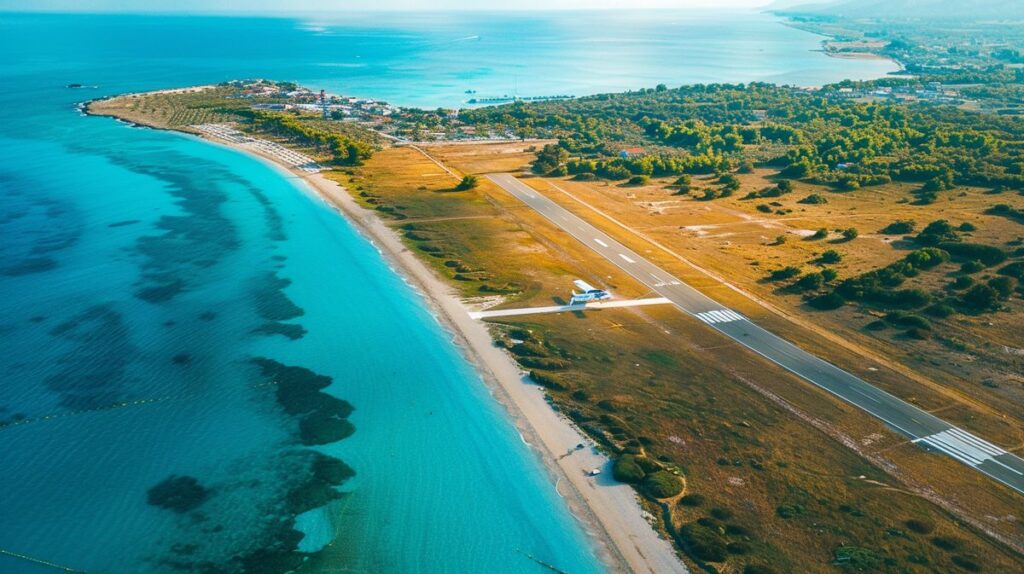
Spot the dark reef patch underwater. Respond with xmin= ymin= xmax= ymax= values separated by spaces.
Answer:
xmin=145 ymin=359 xmax=356 ymax=574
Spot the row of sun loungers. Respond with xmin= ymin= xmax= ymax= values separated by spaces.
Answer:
xmin=192 ymin=123 xmax=322 ymax=173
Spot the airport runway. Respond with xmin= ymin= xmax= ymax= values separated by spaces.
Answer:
xmin=488 ymin=173 xmax=1024 ymax=495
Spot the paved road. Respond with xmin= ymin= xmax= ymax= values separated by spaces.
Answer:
xmin=488 ymin=173 xmax=1024 ymax=495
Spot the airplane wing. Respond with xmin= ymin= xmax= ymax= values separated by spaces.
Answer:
xmin=573 ymin=279 xmax=596 ymax=292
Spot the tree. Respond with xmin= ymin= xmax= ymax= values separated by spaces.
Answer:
xmin=612 ymin=455 xmax=645 ymax=483
xmin=819 ymin=250 xmax=842 ymax=264
xmin=810 ymin=228 xmax=829 ymax=240
xmin=881 ymin=220 xmax=915 ymax=235
xmin=796 ymin=272 xmax=824 ymax=291
xmin=962 ymin=284 xmax=1000 ymax=311
xmin=643 ymin=470 xmax=682 ymax=498
xmin=455 ymin=175 xmax=479 ymax=191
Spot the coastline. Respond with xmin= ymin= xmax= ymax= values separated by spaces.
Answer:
xmin=774 ymin=17 xmax=906 ymax=74
xmin=116 ymin=116 xmax=689 ymax=573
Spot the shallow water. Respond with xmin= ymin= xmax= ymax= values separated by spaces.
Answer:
xmin=0 ymin=10 xmax=893 ymax=573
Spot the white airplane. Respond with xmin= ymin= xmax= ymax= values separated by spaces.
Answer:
xmin=570 ymin=280 xmax=612 ymax=305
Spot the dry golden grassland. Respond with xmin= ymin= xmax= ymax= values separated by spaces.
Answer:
xmin=334 ymin=142 xmax=1024 ymax=572
xmin=87 ymin=86 xmax=237 ymax=129
xmin=519 ymin=172 xmax=1024 ymax=434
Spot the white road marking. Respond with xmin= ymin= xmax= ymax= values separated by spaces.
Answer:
xmin=916 ymin=429 xmax=1013 ymax=470
xmin=849 ymin=387 xmax=880 ymax=404
xmin=594 ymin=238 xmax=609 ymax=248
xmin=619 ymin=254 xmax=636 ymax=264
xmin=695 ymin=309 xmax=744 ymax=325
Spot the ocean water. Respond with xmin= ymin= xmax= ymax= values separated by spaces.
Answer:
xmin=0 ymin=10 xmax=892 ymax=574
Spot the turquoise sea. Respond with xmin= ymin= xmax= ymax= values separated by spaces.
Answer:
xmin=0 ymin=10 xmax=894 ymax=574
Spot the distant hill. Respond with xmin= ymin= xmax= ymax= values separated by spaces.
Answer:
xmin=775 ymin=0 xmax=1024 ymax=21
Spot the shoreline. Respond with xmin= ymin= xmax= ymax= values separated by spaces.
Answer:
xmin=280 ymin=154 xmax=689 ymax=574
xmin=88 ymin=102 xmax=689 ymax=573
xmin=774 ymin=17 xmax=906 ymax=75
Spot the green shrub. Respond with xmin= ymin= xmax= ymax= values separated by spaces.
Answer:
xmin=939 ymin=242 xmax=1007 ymax=267
xmin=710 ymin=507 xmax=734 ymax=520
xmin=925 ymin=303 xmax=955 ymax=318
xmin=799 ymin=193 xmax=828 ymax=204
xmin=635 ymin=456 xmax=663 ymax=474
xmin=882 ymin=220 xmax=916 ymax=234
xmin=776 ymin=504 xmax=804 ymax=519
xmin=951 ymin=555 xmax=982 ymax=572
xmin=960 ymin=260 xmax=986 ymax=273
xmin=988 ymin=276 xmax=1017 ymax=298
xmin=841 ymin=228 xmax=859 ymax=241
xmin=905 ymin=247 xmax=949 ymax=269
xmin=916 ymin=220 xmax=960 ymax=245
xmin=906 ymin=327 xmax=931 ymax=340
xmin=455 ymin=175 xmax=479 ymax=191
xmin=809 ymin=291 xmax=846 ymax=310
xmin=756 ymin=204 xmax=772 ymax=213
xmin=680 ymin=523 xmax=728 ymax=562
xmin=998 ymin=261 xmax=1024 ymax=280
xmin=795 ymin=272 xmax=824 ymax=291
xmin=833 ymin=546 xmax=881 ymax=569
xmin=931 ymin=536 xmax=963 ymax=552
xmin=643 ymin=470 xmax=683 ymax=498
xmin=961 ymin=284 xmax=1001 ymax=311
xmin=819 ymin=249 xmax=842 ymax=264
xmin=628 ymin=175 xmax=650 ymax=186
xmin=517 ymin=356 xmax=568 ymax=370
xmin=612 ymin=455 xmax=645 ymax=483
xmin=769 ymin=266 xmax=801 ymax=281
xmin=886 ymin=312 xmax=931 ymax=330
xmin=528 ymin=371 xmax=567 ymax=391
xmin=679 ymin=493 xmax=706 ymax=507
xmin=744 ymin=565 xmax=777 ymax=574
xmin=725 ymin=523 xmax=749 ymax=536
xmin=953 ymin=276 xmax=975 ymax=289
xmin=727 ymin=541 xmax=751 ymax=555
xmin=809 ymin=228 xmax=829 ymax=240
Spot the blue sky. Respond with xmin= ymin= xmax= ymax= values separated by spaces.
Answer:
xmin=0 ymin=0 xmax=775 ymax=12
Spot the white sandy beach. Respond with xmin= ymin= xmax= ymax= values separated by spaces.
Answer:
xmin=201 ymin=131 xmax=689 ymax=574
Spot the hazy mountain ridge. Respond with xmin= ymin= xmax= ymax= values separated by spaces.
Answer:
xmin=777 ymin=0 xmax=1024 ymax=21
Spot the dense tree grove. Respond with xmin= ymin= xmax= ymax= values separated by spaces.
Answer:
xmin=459 ymin=82 xmax=1024 ymax=190
xmin=234 ymin=109 xmax=374 ymax=165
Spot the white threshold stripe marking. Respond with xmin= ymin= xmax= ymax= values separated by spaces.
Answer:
xmin=916 ymin=428 xmax=1018 ymax=471
xmin=932 ymin=435 xmax=987 ymax=464
xmin=594 ymin=238 xmax=609 ymax=247
xmin=695 ymin=309 xmax=744 ymax=325
xmin=946 ymin=427 xmax=1005 ymax=456
xmin=619 ymin=254 xmax=636 ymax=264
xmin=927 ymin=440 xmax=983 ymax=466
